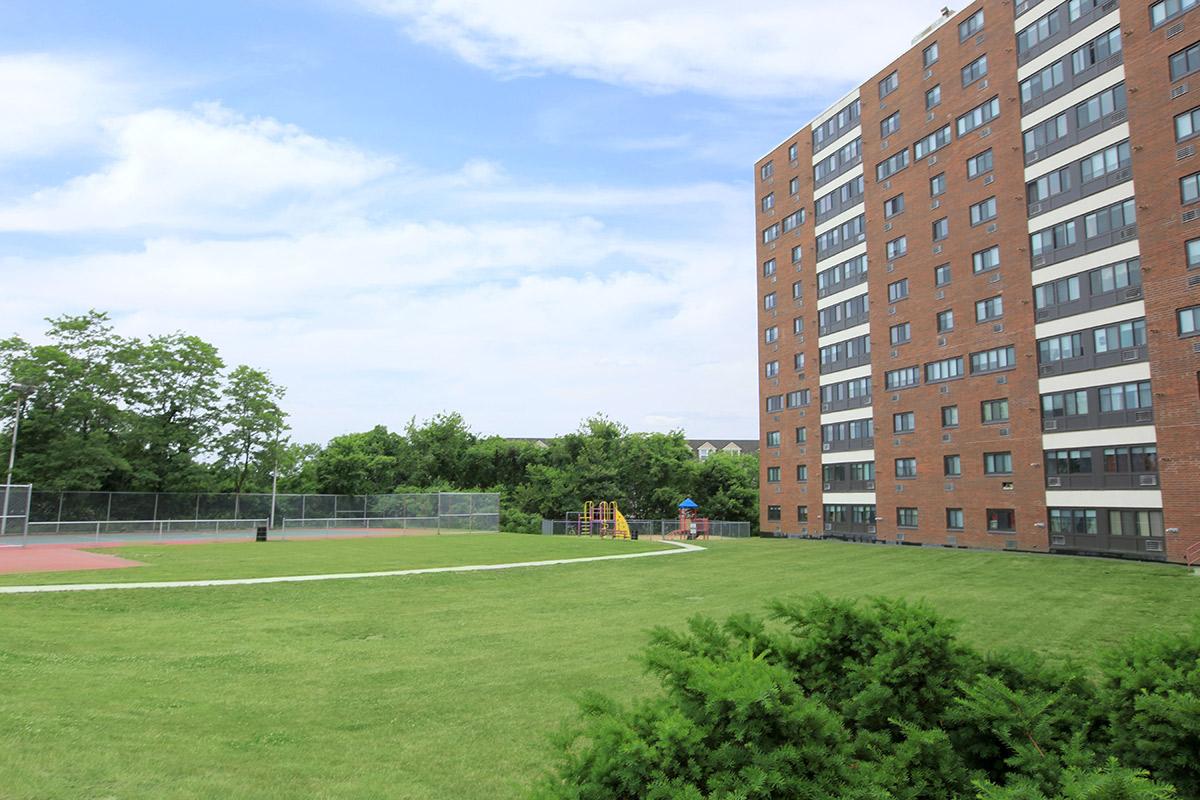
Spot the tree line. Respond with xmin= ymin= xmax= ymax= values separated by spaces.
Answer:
xmin=0 ymin=313 xmax=758 ymax=528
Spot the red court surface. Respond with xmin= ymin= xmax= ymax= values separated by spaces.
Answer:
xmin=0 ymin=547 xmax=145 ymax=575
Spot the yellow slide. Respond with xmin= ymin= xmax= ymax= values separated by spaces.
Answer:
xmin=612 ymin=503 xmax=631 ymax=540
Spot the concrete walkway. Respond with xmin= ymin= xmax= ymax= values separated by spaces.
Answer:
xmin=0 ymin=539 xmax=706 ymax=594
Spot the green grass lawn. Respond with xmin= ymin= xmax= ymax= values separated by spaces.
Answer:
xmin=0 ymin=532 xmax=666 ymax=585
xmin=0 ymin=535 xmax=1197 ymax=799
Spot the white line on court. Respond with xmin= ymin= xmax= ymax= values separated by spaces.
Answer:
xmin=0 ymin=539 xmax=707 ymax=594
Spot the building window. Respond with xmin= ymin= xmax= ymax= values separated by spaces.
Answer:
xmin=762 ymin=193 xmax=775 ymax=212
xmin=1072 ymin=27 xmax=1121 ymax=75
xmin=1109 ymin=509 xmax=1164 ymax=537
xmin=767 ymin=466 xmax=781 ymax=483
xmin=765 ymin=361 xmax=780 ymax=378
xmin=975 ymin=295 xmax=1004 ymax=322
xmin=926 ymin=85 xmax=942 ymax=110
xmin=794 ymin=352 xmax=806 ymax=371
xmin=1175 ymin=43 xmax=1200 ymax=84
xmin=962 ymin=55 xmax=988 ymax=87
xmin=914 ymin=125 xmax=953 ymax=160
xmin=957 ymin=96 xmax=1000 ymax=136
xmin=877 ymin=150 xmax=911 ymax=181
xmin=1035 ymin=275 xmax=1082 ymax=309
xmin=1042 ymin=389 xmax=1090 ymax=419
xmin=893 ymin=411 xmax=915 ymax=433
xmin=944 ymin=454 xmax=962 ymax=477
xmin=788 ymin=142 xmax=798 ymax=161
xmin=793 ymin=317 xmax=804 ymax=335
xmin=786 ymin=389 xmax=811 ymax=408
xmin=931 ymin=173 xmax=947 ymax=197
xmin=886 ymin=366 xmax=920 ymax=389
xmin=897 ymin=507 xmax=919 ymax=528
xmin=789 ymin=177 xmax=800 ymax=195
xmin=783 ymin=210 xmax=806 ymax=232
xmin=791 ymin=245 xmax=803 ymax=264
xmin=766 ymin=395 xmax=783 ymax=412
xmin=959 ymin=9 xmax=984 ymax=41
xmin=881 ymin=111 xmax=901 ymax=138
xmin=879 ymin=70 xmax=899 ymax=98
xmin=888 ymin=278 xmax=909 ymax=301
xmin=969 ymin=345 xmax=1016 ymax=374
xmin=984 ymin=452 xmax=1013 ymax=475
xmin=1175 ymin=106 xmax=1200 ymax=142
xmin=925 ymin=356 xmax=964 ymax=383
xmin=972 ymin=245 xmax=1000 ymax=274
xmin=924 ymin=41 xmax=940 ymax=67
xmin=981 ymin=398 xmax=1009 ymax=423
xmin=1038 ymin=333 xmax=1084 ymax=364
xmin=942 ymin=405 xmax=959 ymax=427
xmin=967 ymin=149 xmax=993 ymax=179
xmin=986 ymin=508 xmax=1015 ymax=532
xmin=767 ymin=505 xmax=781 ymax=521
xmin=946 ymin=508 xmax=964 ymax=529
xmin=1179 ymin=305 xmax=1200 ymax=336
xmin=890 ymin=457 xmax=912 ymax=479
xmin=797 ymin=464 xmax=808 ymax=482
xmin=937 ymin=309 xmax=955 ymax=332
xmin=763 ymin=224 xmax=780 ymax=243
xmin=766 ymin=431 xmax=781 ymax=447
xmin=1189 ymin=239 xmax=1200 ymax=270
xmin=884 ymin=194 xmax=905 ymax=218
xmin=935 ymin=263 xmax=951 ymax=286
xmin=1153 ymin=0 xmax=1200 ymax=28
xmin=890 ymin=322 xmax=912 ymax=345
xmin=1183 ymin=172 xmax=1200 ymax=205
xmin=933 ymin=217 xmax=949 ymax=241
xmin=760 ymin=161 xmax=774 ymax=181
xmin=764 ymin=292 xmax=776 ymax=310
xmin=797 ymin=505 xmax=809 ymax=523
xmin=792 ymin=281 xmax=803 ymax=300
xmin=764 ymin=326 xmax=778 ymax=343
xmin=1093 ymin=319 xmax=1146 ymax=353
xmin=970 ymin=196 xmax=997 ymax=226
xmin=886 ymin=237 xmax=908 ymax=260
xmin=795 ymin=426 xmax=807 ymax=444
xmin=762 ymin=258 xmax=776 ymax=277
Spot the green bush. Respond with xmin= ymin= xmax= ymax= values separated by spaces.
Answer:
xmin=1100 ymin=626 xmax=1200 ymax=797
xmin=537 ymin=596 xmax=1191 ymax=799
xmin=500 ymin=507 xmax=542 ymax=534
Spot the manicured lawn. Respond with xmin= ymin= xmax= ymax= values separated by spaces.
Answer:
xmin=0 ymin=532 xmax=665 ymax=585
xmin=0 ymin=535 xmax=1196 ymax=799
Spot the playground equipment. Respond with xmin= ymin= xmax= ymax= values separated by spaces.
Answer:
xmin=666 ymin=498 xmax=710 ymax=541
xmin=579 ymin=500 xmax=633 ymax=540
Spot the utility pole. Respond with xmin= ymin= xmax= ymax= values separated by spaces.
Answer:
xmin=2 ymin=383 xmax=37 ymax=537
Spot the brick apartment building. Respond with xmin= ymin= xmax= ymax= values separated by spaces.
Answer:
xmin=755 ymin=0 xmax=1200 ymax=563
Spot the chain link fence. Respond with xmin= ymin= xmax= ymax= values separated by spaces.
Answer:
xmin=540 ymin=518 xmax=751 ymax=538
xmin=23 ymin=490 xmax=499 ymax=537
xmin=0 ymin=484 xmax=32 ymax=539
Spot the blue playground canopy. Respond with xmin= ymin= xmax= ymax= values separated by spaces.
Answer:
xmin=678 ymin=498 xmax=699 ymax=509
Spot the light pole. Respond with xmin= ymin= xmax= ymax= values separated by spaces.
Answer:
xmin=2 ymin=383 xmax=37 ymax=537
xmin=268 ymin=429 xmax=281 ymax=529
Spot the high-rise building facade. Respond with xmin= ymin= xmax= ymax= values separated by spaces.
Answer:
xmin=755 ymin=0 xmax=1200 ymax=563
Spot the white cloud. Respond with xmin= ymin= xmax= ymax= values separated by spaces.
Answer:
xmin=0 ymin=53 xmax=137 ymax=161
xmin=0 ymin=103 xmax=395 ymax=233
xmin=355 ymin=0 xmax=947 ymax=98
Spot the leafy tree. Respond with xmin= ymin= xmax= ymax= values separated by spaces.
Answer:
xmin=689 ymin=452 xmax=758 ymax=524
xmin=401 ymin=412 xmax=476 ymax=487
xmin=313 ymin=425 xmax=406 ymax=494
xmin=215 ymin=365 xmax=286 ymax=493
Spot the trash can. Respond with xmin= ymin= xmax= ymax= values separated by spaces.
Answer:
xmin=256 ymin=526 xmax=268 ymax=542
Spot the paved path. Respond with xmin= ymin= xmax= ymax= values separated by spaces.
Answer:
xmin=0 ymin=539 xmax=706 ymax=594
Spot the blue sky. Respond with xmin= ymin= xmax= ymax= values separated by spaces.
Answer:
xmin=0 ymin=0 xmax=947 ymax=444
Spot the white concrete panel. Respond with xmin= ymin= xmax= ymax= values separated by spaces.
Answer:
xmin=816 ymin=278 xmax=869 ymax=311
xmin=1022 ymin=65 xmax=1125 ymax=131
xmin=821 ymin=448 xmax=875 ymax=465
xmin=1018 ymin=13 xmax=1123 ymax=82
xmin=819 ymin=363 xmax=871 ymax=386
xmin=1027 ymin=183 xmax=1134 ymax=233
xmin=1034 ymin=300 xmax=1145 ymax=339
xmin=821 ymin=405 xmax=876 ymax=425
xmin=1042 ymin=424 xmax=1157 ymax=449
xmin=1044 ymin=489 xmax=1163 ymax=508
xmin=811 ymin=88 xmax=862 ymax=131
xmin=1037 ymin=361 xmax=1150 ymax=394
xmin=1024 ymin=122 xmax=1129 ymax=181
xmin=821 ymin=491 xmax=877 ymax=504
xmin=1031 ymin=239 xmax=1141 ymax=283
xmin=818 ymin=321 xmax=871 ymax=347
